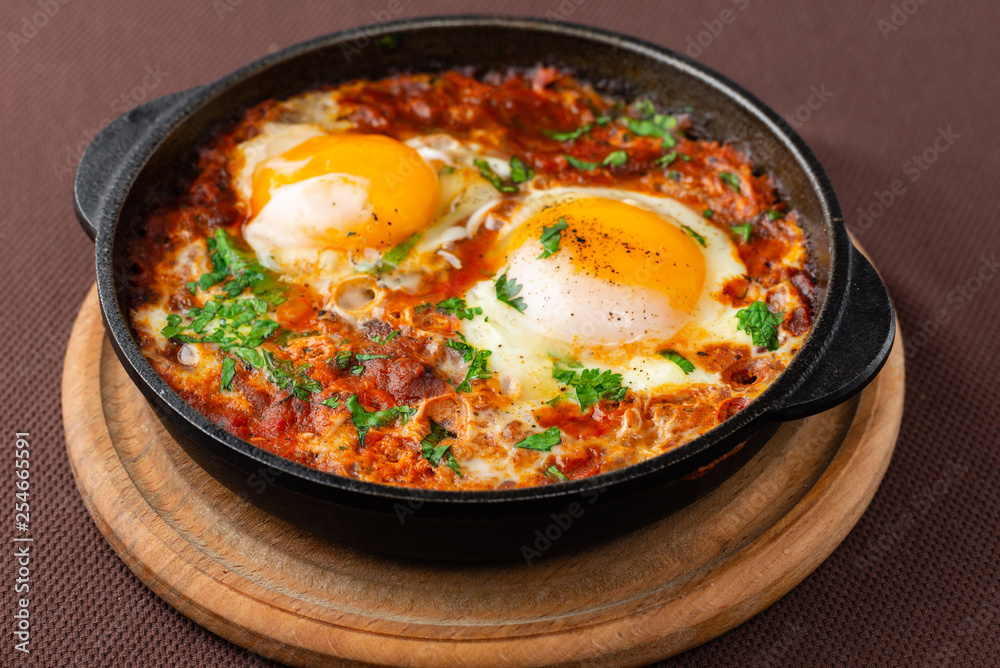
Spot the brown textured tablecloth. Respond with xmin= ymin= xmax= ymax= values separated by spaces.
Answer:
xmin=2 ymin=0 xmax=997 ymax=665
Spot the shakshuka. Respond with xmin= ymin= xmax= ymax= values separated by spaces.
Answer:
xmin=125 ymin=67 xmax=817 ymax=490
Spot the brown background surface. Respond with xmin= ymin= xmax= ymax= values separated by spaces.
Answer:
xmin=1 ymin=0 xmax=997 ymax=666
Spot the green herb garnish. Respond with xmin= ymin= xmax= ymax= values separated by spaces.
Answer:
xmin=220 ymin=357 xmax=235 ymax=391
xmin=681 ymin=225 xmax=707 ymax=247
xmin=538 ymin=217 xmax=569 ymax=259
xmin=509 ymin=156 xmax=533 ymax=183
xmin=333 ymin=350 xmax=353 ymax=369
xmin=370 ymin=330 xmax=399 ymax=345
xmin=379 ymin=233 xmax=421 ymax=272
xmin=552 ymin=364 xmax=628 ymax=411
xmin=474 ymin=158 xmax=518 ymax=193
xmin=544 ymin=124 xmax=592 ymax=142
xmin=703 ymin=209 xmax=715 ymax=219
xmin=654 ymin=151 xmax=678 ymax=166
xmin=546 ymin=465 xmax=568 ymax=481
xmin=446 ymin=339 xmax=493 ymax=392
xmin=494 ymin=273 xmax=527 ymax=313
xmin=768 ymin=209 xmax=783 ymax=220
xmin=515 ymin=427 xmax=562 ymax=452
xmin=720 ymin=172 xmax=741 ymax=192
xmin=564 ymin=151 xmax=628 ymax=171
xmin=421 ymin=418 xmax=462 ymax=476
xmin=659 ymin=349 xmax=695 ymax=375
xmin=735 ymin=301 xmax=785 ymax=351
xmin=730 ymin=223 xmax=753 ymax=243
xmin=345 ymin=394 xmax=415 ymax=447
xmin=431 ymin=297 xmax=482 ymax=320
xmin=320 ymin=397 xmax=341 ymax=408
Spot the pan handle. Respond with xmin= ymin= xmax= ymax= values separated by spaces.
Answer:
xmin=73 ymin=87 xmax=202 ymax=242
xmin=771 ymin=244 xmax=896 ymax=420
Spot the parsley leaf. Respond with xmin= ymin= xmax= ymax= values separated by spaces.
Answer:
xmin=370 ymin=330 xmax=399 ymax=345
xmin=730 ymin=223 xmax=754 ymax=243
xmin=544 ymin=124 xmax=592 ymax=142
xmin=538 ymin=217 xmax=569 ymax=259
xmin=546 ymin=465 xmax=568 ymax=480
xmin=220 ymin=357 xmax=235 ymax=391
xmin=379 ymin=233 xmax=421 ymax=272
xmin=603 ymin=150 xmax=628 ymax=167
xmin=495 ymin=273 xmax=527 ymax=313
xmin=333 ymin=350 xmax=353 ymax=369
xmin=446 ymin=339 xmax=493 ymax=392
xmin=564 ymin=152 xmax=628 ymax=170
xmin=420 ymin=418 xmax=462 ymax=476
xmin=681 ymin=225 xmax=707 ymax=247
xmin=263 ymin=351 xmax=321 ymax=400
xmin=564 ymin=154 xmax=600 ymax=170
xmin=552 ymin=364 xmax=628 ymax=411
xmin=432 ymin=297 xmax=482 ymax=320
xmin=768 ymin=209 xmax=784 ymax=220
xmin=345 ymin=394 xmax=414 ymax=447
xmin=703 ymin=209 xmax=715 ymax=219
xmin=655 ymin=151 xmax=678 ymax=166
xmin=321 ymin=397 xmax=341 ymax=408
xmin=735 ymin=301 xmax=785 ymax=351
xmin=719 ymin=172 xmax=741 ymax=192
xmin=625 ymin=114 xmax=678 ymax=148
xmin=515 ymin=427 xmax=562 ymax=451
xmin=659 ymin=349 xmax=695 ymax=375
xmin=509 ymin=156 xmax=533 ymax=183
xmin=474 ymin=158 xmax=518 ymax=193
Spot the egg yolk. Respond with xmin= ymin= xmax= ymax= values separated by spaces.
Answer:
xmin=506 ymin=197 xmax=706 ymax=313
xmin=249 ymin=133 xmax=439 ymax=249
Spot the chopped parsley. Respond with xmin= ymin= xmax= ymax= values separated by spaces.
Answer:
xmin=552 ymin=364 xmax=628 ymax=411
xmin=320 ymin=396 xmax=341 ymax=408
xmin=544 ymin=123 xmax=592 ymax=142
xmin=624 ymin=113 xmax=679 ymax=148
xmin=430 ymin=297 xmax=482 ymax=320
xmin=379 ymin=233 xmax=421 ymax=272
xmin=538 ymin=218 xmax=569 ymax=259
xmin=546 ymin=465 xmax=568 ymax=481
xmin=509 ymin=156 xmax=533 ymax=183
xmin=345 ymin=394 xmax=415 ymax=447
xmin=564 ymin=154 xmax=599 ymax=170
xmin=220 ymin=357 xmax=235 ymax=391
xmin=474 ymin=158 xmax=518 ymax=194
xmin=659 ymin=349 xmax=695 ymax=375
xmin=681 ymin=225 xmax=707 ymax=247
xmin=654 ymin=151 xmax=678 ymax=166
xmin=602 ymin=150 xmax=628 ymax=167
xmin=333 ymin=350 xmax=353 ymax=369
xmin=370 ymin=330 xmax=399 ymax=345
xmin=719 ymin=172 xmax=741 ymax=192
xmin=768 ymin=209 xmax=784 ymax=220
xmin=420 ymin=418 xmax=462 ymax=476
xmin=735 ymin=301 xmax=785 ymax=351
xmin=564 ymin=151 xmax=628 ymax=171
xmin=703 ymin=209 xmax=715 ymax=219
xmin=494 ymin=273 xmax=527 ymax=313
xmin=515 ymin=427 xmax=562 ymax=452
xmin=187 ymin=281 xmax=198 ymax=295
xmin=446 ymin=339 xmax=493 ymax=392
xmin=730 ymin=223 xmax=754 ymax=243
xmin=262 ymin=351 xmax=321 ymax=399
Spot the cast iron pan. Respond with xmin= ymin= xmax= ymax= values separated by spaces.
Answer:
xmin=73 ymin=16 xmax=894 ymax=560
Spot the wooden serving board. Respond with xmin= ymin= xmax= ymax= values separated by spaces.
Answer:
xmin=62 ymin=284 xmax=904 ymax=667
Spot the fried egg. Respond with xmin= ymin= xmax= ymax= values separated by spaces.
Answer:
xmin=456 ymin=187 xmax=753 ymax=407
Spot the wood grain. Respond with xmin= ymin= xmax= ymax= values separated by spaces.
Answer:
xmin=62 ymin=284 xmax=905 ymax=667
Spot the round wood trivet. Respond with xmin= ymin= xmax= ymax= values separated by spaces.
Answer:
xmin=62 ymin=285 xmax=904 ymax=667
